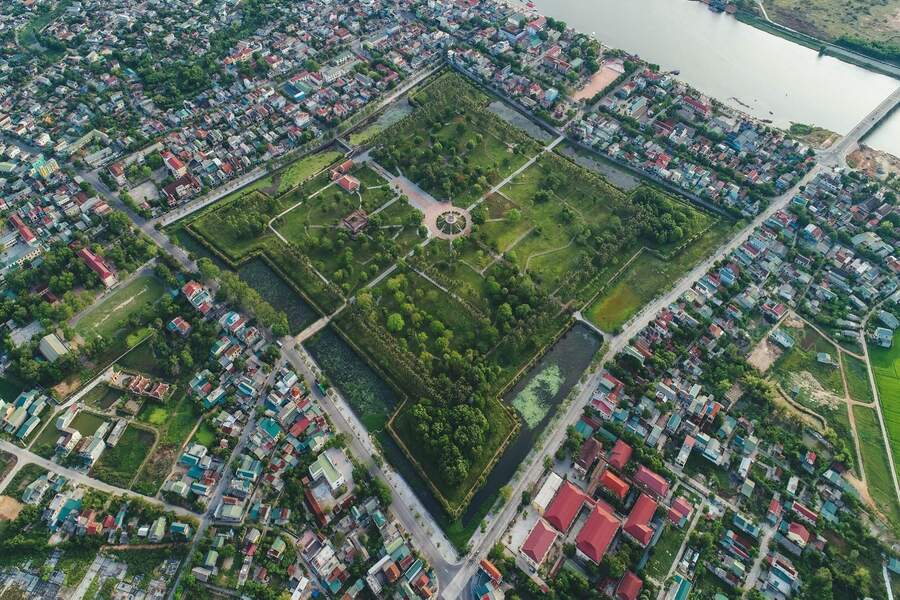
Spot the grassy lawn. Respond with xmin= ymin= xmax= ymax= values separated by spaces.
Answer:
xmin=192 ymin=420 xmax=216 ymax=447
xmin=81 ymin=384 xmax=124 ymax=410
xmin=852 ymin=404 xmax=900 ymax=531
xmin=91 ymin=425 xmax=157 ymax=488
xmin=644 ymin=523 xmax=686 ymax=581
xmin=843 ymin=351 xmax=874 ymax=404
xmin=133 ymin=393 xmax=201 ymax=495
xmin=75 ymin=276 xmax=165 ymax=340
xmin=585 ymin=219 xmax=733 ymax=331
xmin=870 ymin=331 xmax=900 ymax=470
xmin=277 ymin=150 xmax=342 ymax=194
xmin=4 ymin=464 xmax=47 ymax=496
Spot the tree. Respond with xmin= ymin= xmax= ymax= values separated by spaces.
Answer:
xmin=386 ymin=313 xmax=405 ymax=333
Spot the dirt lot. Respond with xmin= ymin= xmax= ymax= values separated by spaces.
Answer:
xmin=0 ymin=496 xmax=24 ymax=521
xmin=748 ymin=338 xmax=782 ymax=373
xmin=849 ymin=146 xmax=900 ymax=180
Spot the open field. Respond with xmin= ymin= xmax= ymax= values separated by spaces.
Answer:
xmin=644 ymin=523 xmax=686 ymax=581
xmin=277 ymin=150 xmax=342 ymax=194
xmin=852 ymin=404 xmax=900 ymax=530
xmin=870 ymin=332 xmax=900 ymax=469
xmin=844 ymin=351 xmax=875 ymax=404
xmin=762 ymin=0 xmax=900 ymax=63
xmin=771 ymin=323 xmax=844 ymax=399
xmin=192 ymin=420 xmax=216 ymax=447
xmin=584 ymin=219 xmax=732 ymax=331
xmin=75 ymin=276 xmax=165 ymax=340
xmin=133 ymin=392 xmax=201 ymax=495
xmin=91 ymin=425 xmax=157 ymax=488
xmin=81 ymin=384 xmax=125 ymax=410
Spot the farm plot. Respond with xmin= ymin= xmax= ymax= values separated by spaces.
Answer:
xmin=852 ymin=404 xmax=900 ymax=530
xmin=870 ymin=331 xmax=900 ymax=469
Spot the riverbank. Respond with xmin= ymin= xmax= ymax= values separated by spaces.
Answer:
xmin=529 ymin=0 xmax=900 ymax=155
xmin=734 ymin=9 xmax=900 ymax=80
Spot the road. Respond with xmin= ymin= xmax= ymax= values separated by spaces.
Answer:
xmin=279 ymin=341 xmax=458 ymax=589
xmin=165 ymin=355 xmax=287 ymax=600
xmin=0 ymin=438 xmax=200 ymax=519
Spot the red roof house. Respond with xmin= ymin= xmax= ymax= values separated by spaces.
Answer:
xmin=520 ymin=519 xmax=558 ymax=568
xmin=608 ymin=439 xmax=632 ymax=470
xmin=786 ymin=522 xmax=810 ymax=547
xmin=623 ymin=494 xmax=657 ymax=547
xmin=575 ymin=437 xmax=602 ymax=475
xmin=599 ymin=469 xmax=630 ymax=501
xmin=575 ymin=504 xmax=620 ymax=564
xmin=78 ymin=247 xmax=116 ymax=287
xmin=633 ymin=465 xmax=669 ymax=499
xmin=615 ymin=571 xmax=643 ymax=600
xmin=544 ymin=481 xmax=590 ymax=533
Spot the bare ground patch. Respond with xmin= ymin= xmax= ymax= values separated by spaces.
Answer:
xmin=790 ymin=370 xmax=843 ymax=410
xmin=0 ymin=496 xmax=23 ymax=521
xmin=748 ymin=337 xmax=783 ymax=373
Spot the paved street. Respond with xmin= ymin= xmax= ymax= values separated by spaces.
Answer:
xmin=280 ymin=341 xmax=460 ymax=588
xmin=0 ymin=438 xmax=199 ymax=519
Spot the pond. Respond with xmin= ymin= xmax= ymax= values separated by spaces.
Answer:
xmin=304 ymin=327 xmax=399 ymax=431
xmin=237 ymin=258 xmax=318 ymax=334
xmin=458 ymin=322 xmax=601 ymax=529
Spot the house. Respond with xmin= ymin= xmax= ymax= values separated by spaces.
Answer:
xmin=575 ymin=503 xmax=620 ymax=564
xmin=599 ymin=469 xmax=630 ymax=501
xmin=615 ymin=572 xmax=643 ymax=600
xmin=608 ymin=439 xmax=632 ymax=470
xmin=148 ymin=517 xmax=167 ymax=542
xmin=39 ymin=333 xmax=69 ymax=362
xmin=334 ymin=173 xmax=360 ymax=193
xmin=543 ymin=480 xmax=590 ymax=533
xmin=520 ymin=519 xmax=557 ymax=571
xmin=623 ymin=494 xmax=657 ymax=547
xmin=574 ymin=437 xmax=602 ymax=477
xmin=632 ymin=465 xmax=669 ymax=499
xmin=308 ymin=448 xmax=349 ymax=493
xmin=77 ymin=247 xmax=116 ymax=287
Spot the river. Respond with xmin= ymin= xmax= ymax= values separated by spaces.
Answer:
xmin=530 ymin=0 xmax=900 ymax=157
